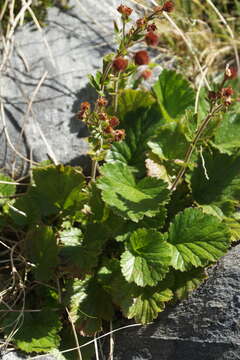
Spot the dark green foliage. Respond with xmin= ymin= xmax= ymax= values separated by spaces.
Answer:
xmin=0 ymin=70 xmax=237 ymax=355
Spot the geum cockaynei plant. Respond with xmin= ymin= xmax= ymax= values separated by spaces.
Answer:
xmin=0 ymin=1 xmax=240 ymax=358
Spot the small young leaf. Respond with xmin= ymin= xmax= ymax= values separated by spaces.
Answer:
xmin=168 ymin=208 xmax=230 ymax=271
xmin=97 ymin=162 xmax=170 ymax=222
xmin=120 ymin=229 xmax=172 ymax=286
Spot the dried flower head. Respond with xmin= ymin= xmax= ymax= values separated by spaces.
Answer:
xmin=134 ymin=50 xmax=150 ymax=65
xmin=117 ymin=5 xmax=133 ymax=17
xmin=145 ymin=31 xmax=159 ymax=46
xmin=208 ymin=91 xmax=219 ymax=101
xmin=141 ymin=69 xmax=152 ymax=80
xmin=109 ymin=116 xmax=120 ymax=128
xmin=114 ymin=129 xmax=126 ymax=142
xmin=136 ymin=18 xmax=146 ymax=28
xmin=162 ymin=1 xmax=174 ymax=12
xmin=225 ymin=66 xmax=238 ymax=80
xmin=147 ymin=23 xmax=157 ymax=32
xmin=99 ymin=112 xmax=108 ymax=121
xmin=80 ymin=101 xmax=90 ymax=111
xmin=221 ymin=86 xmax=234 ymax=97
xmin=113 ymin=57 xmax=128 ymax=72
xmin=97 ymin=97 xmax=108 ymax=107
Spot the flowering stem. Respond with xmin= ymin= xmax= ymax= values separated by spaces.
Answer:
xmin=170 ymin=103 xmax=224 ymax=192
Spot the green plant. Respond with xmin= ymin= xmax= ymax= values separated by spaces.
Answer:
xmin=0 ymin=2 xmax=239 ymax=359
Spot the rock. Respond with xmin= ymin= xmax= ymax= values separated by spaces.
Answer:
xmin=0 ymin=0 xmax=117 ymax=177
xmin=110 ymin=244 xmax=240 ymax=360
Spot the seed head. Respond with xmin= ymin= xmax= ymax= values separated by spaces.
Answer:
xmin=162 ymin=1 xmax=174 ymax=12
xmin=134 ymin=50 xmax=150 ymax=65
xmin=114 ymin=129 xmax=126 ymax=142
xmin=145 ymin=31 xmax=159 ymax=46
xmin=141 ymin=69 xmax=152 ymax=80
xmin=117 ymin=5 xmax=133 ymax=17
xmin=109 ymin=116 xmax=120 ymax=128
xmin=147 ymin=23 xmax=157 ymax=32
xmin=221 ymin=86 xmax=234 ymax=97
xmin=97 ymin=97 xmax=108 ymax=107
xmin=113 ymin=57 xmax=128 ymax=72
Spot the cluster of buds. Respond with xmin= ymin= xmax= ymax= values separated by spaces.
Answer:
xmin=102 ymin=115 xmax=125 ymax=142
xmin=113 ymin=56 xmax=129 ymax=72
xmin=77 ymin=101 xmax=90 ymax=120
xmin=208 ymin=85 xmax=234 ymax=106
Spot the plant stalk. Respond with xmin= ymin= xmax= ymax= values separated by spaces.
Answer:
xmin=170 ymin=103 xmax=224 ymax=191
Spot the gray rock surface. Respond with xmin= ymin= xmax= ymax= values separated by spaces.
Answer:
xmin=0 ymin=0 xmax=120 ymax=177
xmin=111 ymin=244 xmax=240 ymax=360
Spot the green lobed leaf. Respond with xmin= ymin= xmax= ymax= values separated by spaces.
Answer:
xmin=66 ymin=276 xmax=114 ymax=336
xmin=127 ymin=285 xmax=173 ymax=324
xmin=106 ymin=89 xmax=163 ymax=175
xmin=11 ymin=165 xmax=86 ymax=225
xmin=59 ymin=224 xmax=108 ymax=276
xmin=168 ymin=208 xmax=230 ymax=271
xmin=25 ymin=225 xmax=58 ymax=282
xmin=0 ymin=173 xmax=16 ymax=206
xmin=152 ymin=70 xmax=195 ymax=121
xmin=171 ymin=268 xmax=207 ymax=301
xmin=211 ymin=109 xmax=240 ymax=155
xmin=4 ymin=308 xmax=62 ymax=353
xmin=97 ymin=162 xmax=170 ymax=222
xmin=101 ymin=261 xmax=173 ymax=324
xmin=120 ymin=229 xmax=172 ymax=287
xmin=190 ymin=150 xmax=240 ymax=215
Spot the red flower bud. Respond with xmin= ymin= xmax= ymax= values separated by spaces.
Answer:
xmin=134 ymin=50 xmax=150 ymax=65
xmin=113 ymin=57 xmax=128 ymax=72
xmin=221 ymin=86 xmax=234 ymax=97
xmin=104 ymin=125 xmax=114 ymax=134
xmin=109 ymin=116 xmax=120 ymax=128
xmin=117 ymin=5 xmax=133 ymax=17
xmin=147 ymin=23 xmax=157 ymax=32
xmin=97 ymin=97 xmax=108 ymax=107
xmin=141 ymin=69 xmax=152 ymax=80
xmin=145 ymin=31 xmax=159 ymax=46
xmin=162 ymin=1 xmax=174 ymax=12
xmin=114 ymin=129 xmax=126 ymax=142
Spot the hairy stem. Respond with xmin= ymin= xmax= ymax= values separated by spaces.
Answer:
xmin=170 ymin=103 xmax=224 ymax=191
